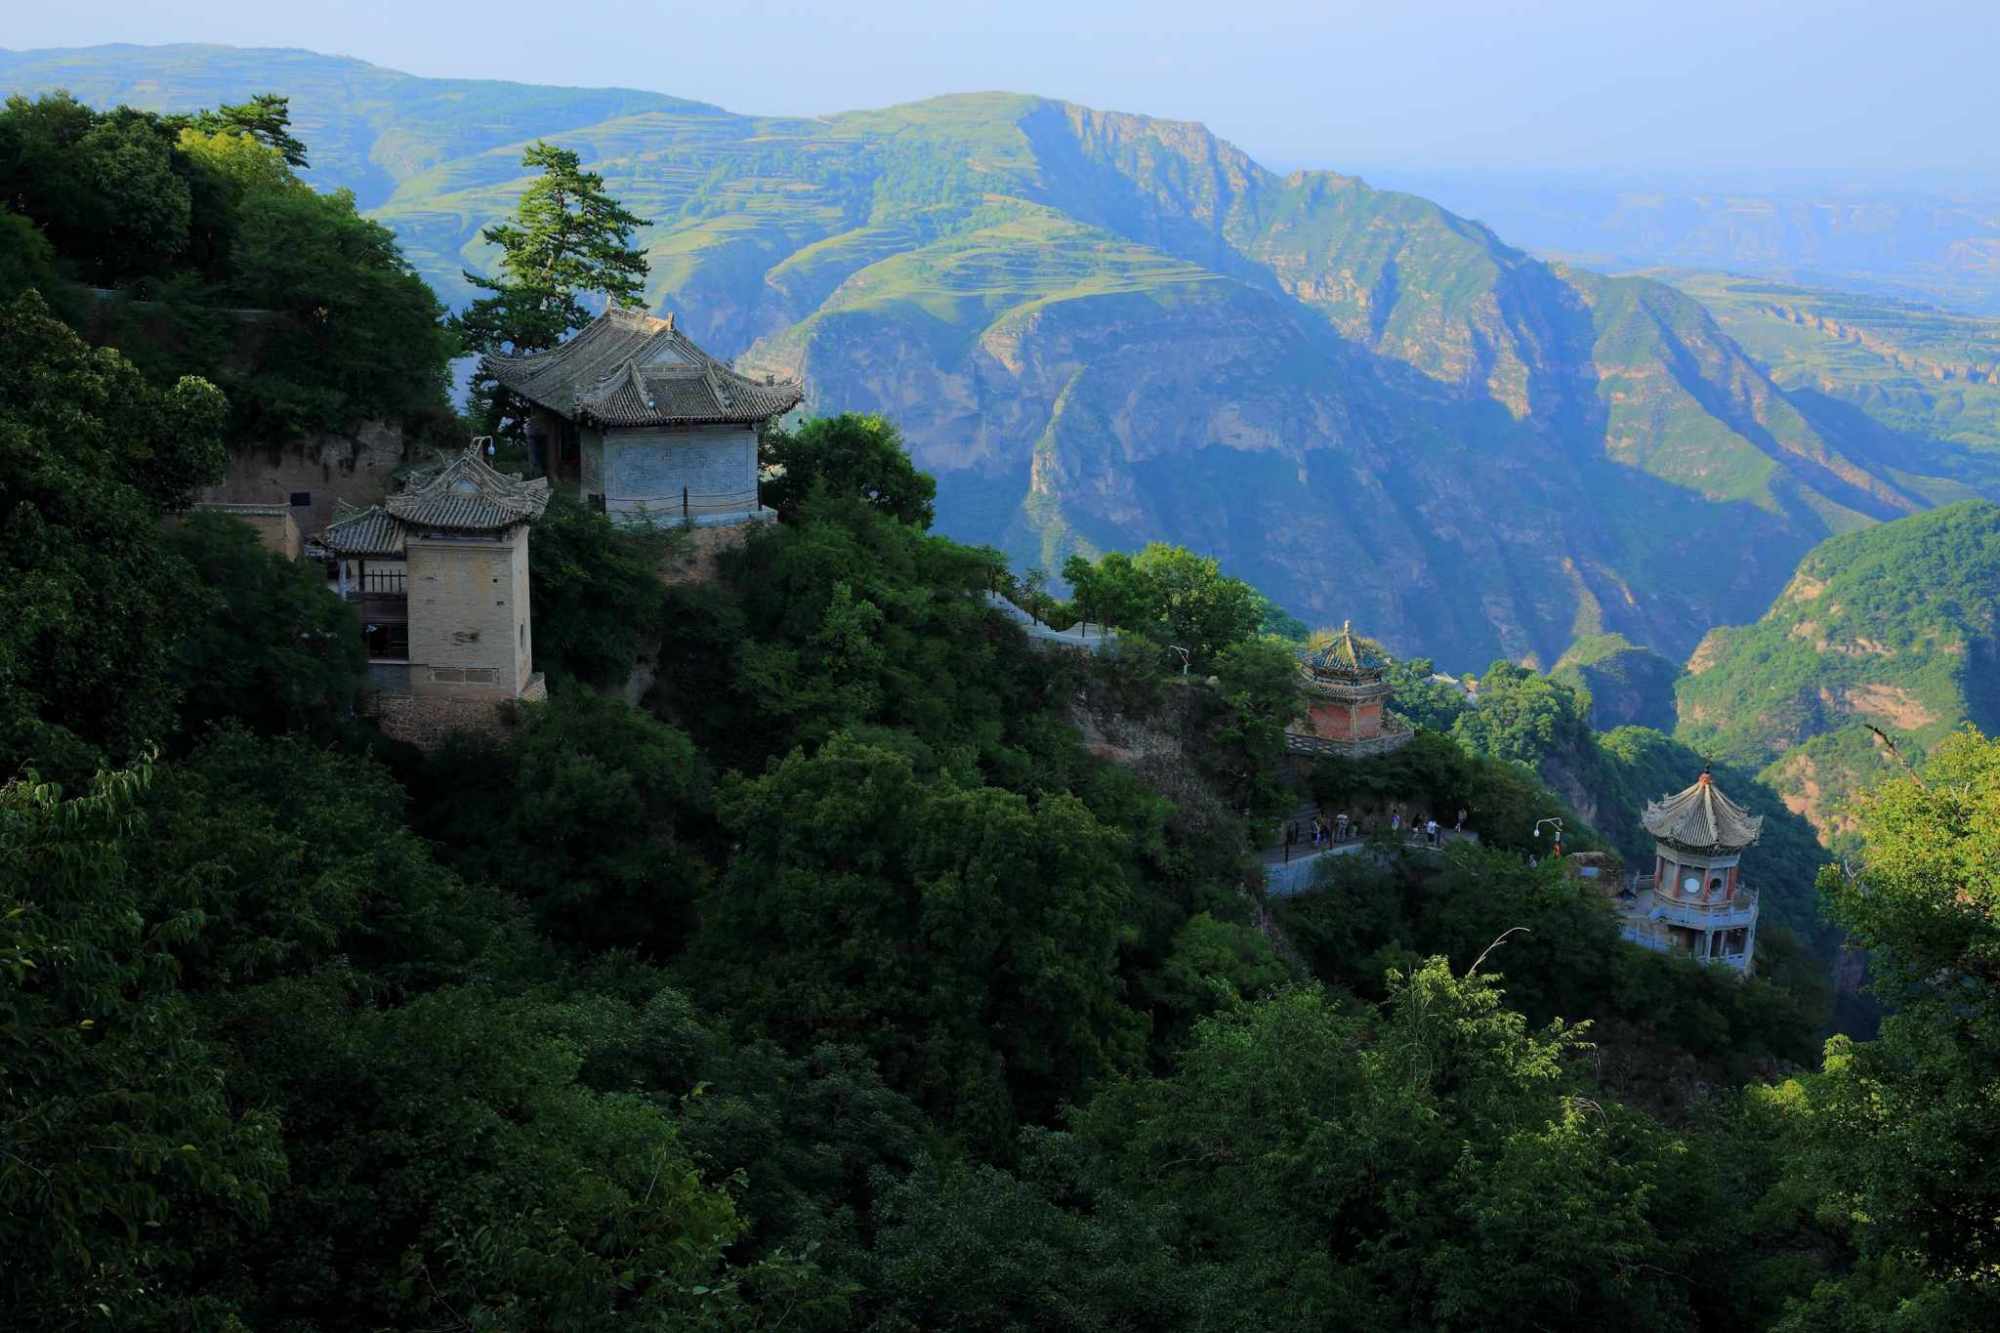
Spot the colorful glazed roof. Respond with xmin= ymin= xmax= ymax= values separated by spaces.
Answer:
xmin=1642 ymin=769 xmax=1763 ymax=853
xmin=1302 ymin=621 xmax=1389 ymax=679
xmin=481 ymin=306 xmax=803 ymax=427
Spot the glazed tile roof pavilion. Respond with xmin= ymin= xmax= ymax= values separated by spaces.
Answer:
xmin=1285 ymin=622 xmax=1412 ymax=758
xmin=315 ymin=448 xmax=554 ymax=559
xmin=481 ymin=306 xmax=803 ymax=526
xmin=1640 ymin=768 xmax=1764 ymax=854
xmin=1616 ymin=768 xmax=1764 ymax=975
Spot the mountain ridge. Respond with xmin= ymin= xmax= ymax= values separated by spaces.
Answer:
xmin=9 ymin=43 xmax=2000 ymax=666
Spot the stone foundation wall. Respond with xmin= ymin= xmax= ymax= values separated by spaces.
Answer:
xmin=187 ymin=503 xmax=301 ymax=561
xmin=1284 ymin=726 xmax=1414 ymax=760
xmin=658 ymin=520 xmax=761 ymax=587
xmin=373 ymin=673 xmax=546 ymax=751
xmin=199 ymin=421 xmax=409 ymax=537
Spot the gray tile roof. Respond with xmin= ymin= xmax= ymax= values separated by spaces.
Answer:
xmin=482 ymin=306 xmax=803 ymax=428
xmin=385 ymin=448 xmax=551 ymax=532
xmin=1642 ymin=771 xmax=1764 ymax=852
xmin=310 ymin=445 xmax=551 ymax=555
xmin=314 ymin=502 xmax=405 ymax=558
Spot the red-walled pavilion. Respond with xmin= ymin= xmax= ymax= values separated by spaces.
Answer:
xmin=1284 ymin=622 xmax=1412 ymax=759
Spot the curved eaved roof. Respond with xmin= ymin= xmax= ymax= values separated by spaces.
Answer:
xmin=386 ymin=448 xmax=551 ymax=532
xmin=316 ymin=501 xmax=405 ymax=558
xmin=482 ymin=306 xmax=803 ymax=428
xmin=1643 ymin=769 xmax=1763 ymax=853
xmin=310 ymin=444 xmax=550 ymax=557
xmin=1303 ymin=621 xmax=1389 ymax=679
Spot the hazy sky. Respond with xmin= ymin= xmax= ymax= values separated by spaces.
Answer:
xmin=14 ymin=1 xmax=2000 ymax=172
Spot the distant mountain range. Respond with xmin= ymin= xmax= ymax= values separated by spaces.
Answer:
xmin=8 ymin=43 xmax=2000 ymax=668
xmin=1357 ymin=166 xmax=2000 ymax=317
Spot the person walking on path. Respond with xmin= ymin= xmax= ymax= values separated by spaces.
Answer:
xmin=1336 ymin=811 xmax=1349 ymax=842
xmin=1427 ymin=817 xmax=1440 ymax=847
xmin=1456 ymin=807 xmax=1467 ymax=834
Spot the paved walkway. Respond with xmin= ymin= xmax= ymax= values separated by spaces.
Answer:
xmin=1260 ymin=828 xmax=1482 ymax=898
xmin=985 ymin=592 xmax=1119 ymax=653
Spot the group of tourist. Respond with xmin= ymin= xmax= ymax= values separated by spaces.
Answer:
xmin=1280 ymin=805 xmax=1470 ymax=862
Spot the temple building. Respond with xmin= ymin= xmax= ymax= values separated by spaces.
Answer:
xmin=308 ymin=443 xmax=551 ymax=736
xmin=480 ymin=306 xmax=803 ymax=527
xmin=1284 ymin=622 xmax=1412 ymax=759
xmin=1615 ymin=768 xmax=1763 ymax=974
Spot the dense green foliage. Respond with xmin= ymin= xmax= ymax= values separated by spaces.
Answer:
xmin=1677 ymin=501 xmax=2000 ymax=845
xmin=1757 ymin=729 xmax=2000 ymax=1328
xmin=0 ymin=91 xmax=452 ymax=441
xmin=9 ymin=94 xmax=2000 ymax=1332
xmin=521 ymin=491 xmax=678 ymax=689
xmin=761 ymin=412 xmax=938 ymax=529
xmin=1060 ymin=544 xmax=1268 ymax=668
xmin=0 ymin=290 xmax=226 ymax=785
xmin=164 ymin=511 xmax=367 ymax=744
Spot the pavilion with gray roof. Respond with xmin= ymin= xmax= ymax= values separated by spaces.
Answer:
xmin=310 ymin=444 xmax=551 ymax=708
xmin=481 ymin=306 xmax=803 ymax=527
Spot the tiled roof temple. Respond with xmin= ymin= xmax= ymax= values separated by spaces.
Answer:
xmin=1642 ymin=769 xmax=1764 ymax=854
xmin=1302 ymin=621 xmax=1389 ymax=684
xmin=312 ymin=446 xmax=550 ymax=557
xmin=481 ymin=306 xmax=803 ymax=428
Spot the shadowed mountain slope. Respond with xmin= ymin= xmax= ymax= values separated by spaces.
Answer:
xmin=9 ymin=45 xmax=2000 ymax=664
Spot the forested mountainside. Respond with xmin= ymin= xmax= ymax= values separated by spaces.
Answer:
xmin=1359 ymin=165 xmax=2000 ymax=316
xmin=10 ymin=44 xmax=2000 ymax=667
xmin=10 ymin=82 xmax=2000 ymax=1329
xmin=1550 ymin=631 xmax=1682 ymax=731
xmin=1677 ymin=499 xmax=2000 ymax=841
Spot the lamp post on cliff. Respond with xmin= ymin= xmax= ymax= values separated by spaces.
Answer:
xmin=1533 ymin=817 xmax=1565 ymax=858
xmin=1168 ymin=645 xmax=1191 ymax=677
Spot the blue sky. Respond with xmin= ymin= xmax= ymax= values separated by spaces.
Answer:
xmin=16 ymin=1 xmax=1999 ymax=172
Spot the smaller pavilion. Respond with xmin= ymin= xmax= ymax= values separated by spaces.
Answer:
xmin=310 ymin=443 xmax=551 ymax=723
xmin=481 ymin=306 xmax=803 ymax=527
xmin=1615 ymin=767 xmax=1763 ymax=974
xmin=1284 ymin=622 xmax=1412 ymax=759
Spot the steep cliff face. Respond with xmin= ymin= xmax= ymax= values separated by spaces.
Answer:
xmin=18 ymin=47 xmax=2000 ymax=665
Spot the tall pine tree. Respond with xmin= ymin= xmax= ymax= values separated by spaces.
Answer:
xmin=452 ymin=141 xmax=651 ymax=357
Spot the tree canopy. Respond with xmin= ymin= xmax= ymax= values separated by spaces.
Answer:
xmin=0 ymin=91 xmax=452 ymax=442
xmin=452 ymin=140 xmax=653 ymax=358
xmin=760 ymin=412 xmax=937 ymax=528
